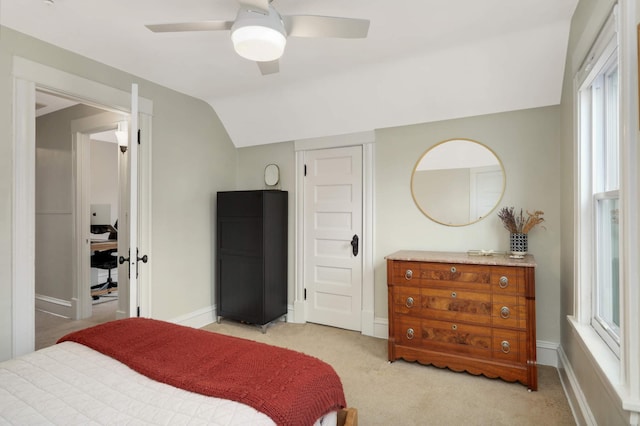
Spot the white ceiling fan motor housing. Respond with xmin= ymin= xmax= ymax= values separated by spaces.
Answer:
xmin=231 ymin=6 xmax=287 ymax=62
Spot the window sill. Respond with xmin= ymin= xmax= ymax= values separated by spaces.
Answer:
xmin=568 ymin=316 xmax=620 ymax=387
xmin=566 ymin=316 xmax=640 ymax=415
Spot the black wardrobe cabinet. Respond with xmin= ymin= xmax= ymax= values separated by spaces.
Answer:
xmin=216 ymin=190 xmax=288 ymax=332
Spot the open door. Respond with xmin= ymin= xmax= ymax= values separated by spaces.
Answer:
xmin=117 ymin=84 xmax=148 ymax=318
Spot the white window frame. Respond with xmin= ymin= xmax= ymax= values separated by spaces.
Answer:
xmin=576 ymin=6 xmax=620 ymax=349
xmin=572 ymin=1 xmax=640 ymax=414
xmin=582 ymin=46 xmax=621 ymax=356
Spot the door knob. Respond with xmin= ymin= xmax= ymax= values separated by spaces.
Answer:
xmin=351 ymin=234 xmax=359 ymax=256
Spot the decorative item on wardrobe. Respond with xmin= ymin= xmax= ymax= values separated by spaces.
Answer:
xmin=497 ymin=207 xmax=545 ymax=258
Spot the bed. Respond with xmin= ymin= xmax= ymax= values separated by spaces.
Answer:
xmin=0 ymin=318 xmax=357 ymax=425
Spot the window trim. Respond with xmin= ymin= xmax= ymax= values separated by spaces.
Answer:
xmin=572 ymin=1 xmax=640 ymax=414
xmin=575 ymin=4 xmax=619 ymax=345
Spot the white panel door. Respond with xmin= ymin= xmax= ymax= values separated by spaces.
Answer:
xmin=304 ymin=146 xmax=362 ymax=331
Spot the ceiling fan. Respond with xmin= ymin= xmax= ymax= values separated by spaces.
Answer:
xmin=145 ymin=0 xmax=370 ymax=75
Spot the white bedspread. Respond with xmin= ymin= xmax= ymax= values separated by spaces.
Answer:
xmin=0 ymin=342 xmax=276 ymax=425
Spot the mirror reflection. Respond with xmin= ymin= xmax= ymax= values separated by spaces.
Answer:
xmin=411 ymin=139 xmax=505 ymax=226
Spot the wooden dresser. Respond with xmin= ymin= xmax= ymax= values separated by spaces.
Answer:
xmin=386 ymin=250 xmax=537 ymax=390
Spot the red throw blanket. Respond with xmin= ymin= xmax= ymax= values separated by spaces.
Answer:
xmin=58 ymin=318 xmax=346 ymax=426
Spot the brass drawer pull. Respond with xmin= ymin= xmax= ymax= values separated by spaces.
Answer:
xmin=451 ymin=324 xmax=458 ymax=331
xmin=450 ymin=266 xmax=457 ymax=273
xmin=406 ymin=297 xmax=414 ymax=308
xmin=405 ymin=269 xmax=413 ymax=280
xmin=499 ymin=276 xmax=509 ymax=288
xmin=500 ymin=306 xmax=511 ymax=319
xmin=501 ymin=340 xmax=511 ymax=354
xmin=406 ymin=328 xmax=415 ymax=340
xmin=451 ymin=291 xmax=457 ymax=298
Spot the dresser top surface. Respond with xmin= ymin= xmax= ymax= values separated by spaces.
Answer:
xmin=385 ymin=250 xmax=536 ymax=267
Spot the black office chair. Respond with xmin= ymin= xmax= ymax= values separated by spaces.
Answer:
xmin=90 ymin=221 xmax=118 ymax=299
xmin=91 ymin=249 xmax=117 ymax=292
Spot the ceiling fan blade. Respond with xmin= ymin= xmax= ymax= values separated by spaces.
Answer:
xmin=145 ymin=21 xmax=233 ymax=33
xmin=283 ymin=15 xmax=370 ymax=38
xmin=257 ymin=60 xmax=279 ymax=75
xmin=239 ymin=0 xmax=270 ymax=14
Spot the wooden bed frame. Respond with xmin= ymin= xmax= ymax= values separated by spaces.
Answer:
xmin=338 ymin=408 xmax=358 ymax=426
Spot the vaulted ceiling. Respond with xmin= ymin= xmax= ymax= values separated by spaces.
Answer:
xmin=1 ymin=0 xmax=578 ymax=147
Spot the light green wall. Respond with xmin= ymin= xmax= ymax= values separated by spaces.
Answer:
xmin=0 ymin=29 xmax=14 ymax=362
xmin=236 ymin=141 xmax=295 ymax=301
xmin=375 ymin=107 xmax=562 ymax=343
xmin=0 ymin=26 xmax=237 ymax=360
xmin=35 ymin=104 xmax=106 ymax=301
xmin=236 ymin=106 xmax=563 ymax=344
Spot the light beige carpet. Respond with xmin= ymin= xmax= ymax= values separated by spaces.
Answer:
xmin=202 ymin=320 xmax=576 ymax=426
xmin=36 ymin=312 xmax=575 ymax=425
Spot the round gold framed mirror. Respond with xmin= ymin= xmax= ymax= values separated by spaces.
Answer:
xmin=411 ymin=138 xmax=505 ymax=226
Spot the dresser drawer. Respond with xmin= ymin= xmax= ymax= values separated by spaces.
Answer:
xmin=493 ymin=329 xmax=527 ymax=364
xmin=422 ymin=287 xmax=491 ymax=325
xmin=491 ymin=266 xmax=525 ymax=295
xmin=389 ymin=261 xmax=491 ymax=292
xmin=388 ymin=261 xmax=423 ymax=286
xmin=420 ymin=263 xmax=491 ymax=292
xmin=391 ymin=286 xmax=422 ymax=315
xmin=396 ymin=317 xmax=493 ymax=359
xmin=491 ymin=294 xmax=527 ymax=329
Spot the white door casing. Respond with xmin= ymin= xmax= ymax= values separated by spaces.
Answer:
xmin=304 ymin=146 xmax=363 ymax=331
xmin=12 ymin=57 xmax=152 ymax=357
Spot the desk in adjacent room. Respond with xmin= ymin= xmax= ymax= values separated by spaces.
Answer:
xmin=90 ymin=240 xmax=117 ymax=252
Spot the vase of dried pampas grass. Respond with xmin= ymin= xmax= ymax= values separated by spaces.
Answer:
xmin=509 ymin=232 xmax=528 ymax=256
xmin=497 ymin=207 xmax=545 ymax=258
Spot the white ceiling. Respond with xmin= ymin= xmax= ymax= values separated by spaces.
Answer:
xmin=35 ymin=90 xmax=78 ymax=117
xmin=1 ymin=0 xmax=578 ymax=147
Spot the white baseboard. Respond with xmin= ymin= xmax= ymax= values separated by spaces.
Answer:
xmin=287 ymin=304 xmax=296 ymax=322
xmin=537 ymin=340 xmax=559 ymax=367
xmin=373 ymin=317 xmax=388 ymax=339
xmin=170 ymin=305 xmax=217 ymax=329
xmin=361 ymin=309 xmax=375 ymax=336
xmin=35 ymin=294 xmax=72 ymax=318
xmin=557 ymin=345 xmax=595 ymax=425
xmin=292 ymin=300 xmax=306 ymax=323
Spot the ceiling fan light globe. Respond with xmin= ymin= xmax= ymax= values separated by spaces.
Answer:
xmin=232 ymin=25 xmax=286 ymax=62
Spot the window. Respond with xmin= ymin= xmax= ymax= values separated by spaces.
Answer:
xmin=577 ymin=10 xmax=620 ymax=356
